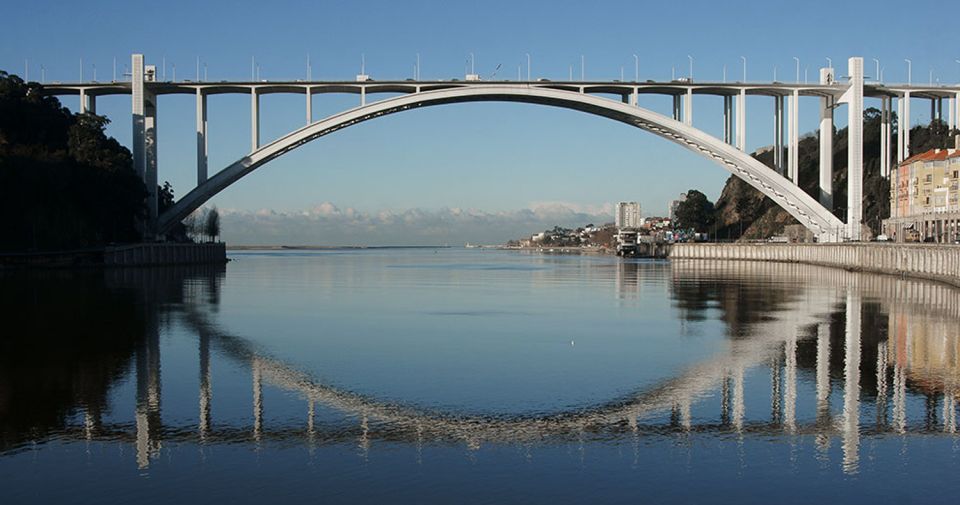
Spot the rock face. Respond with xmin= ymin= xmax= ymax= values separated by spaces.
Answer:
xmin=711 ymin=109 xmax=956 ymax=241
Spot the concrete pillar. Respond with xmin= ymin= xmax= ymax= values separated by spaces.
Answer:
xmin=250 ymin=88 xmax=260 ymax=151
xmin=672 ymin=94 xmax=681 ymax=121
xmin=79 ymin=88 xmax=87 ymax=114
xmin=361 ymin=86 xmax=366 ymax=106
xmin=897 ymin=97 xmax=905 ymax=163
xmin=881 ymin=96 xmax=892 ymax=178
xmin=196 ymin=89 xmax=208 ymax=185
xmin=683 ymin=87 xmax=693 ymax=125
xmin=132 ymin=55 xmax=146 ymax=181
xmin=774 ymin=95 xmax=784 ymax=175
xmin=736 ymin=89 xmax=747 ymax=151
xmin=819 ymin=68 xmax=834 ymax=211
xmin=788 ymin=90 xmax=799 ymax=183
xmin=903 ymin=91 xmax=911 ymax=160
xmin=144 ymin=94 xmax=158 ymax=234
xmin=631 ymin=88 xmax=638 ymax=106
xmin=88 ymin=95 xmax=96 ymax=115
xmin=306 ymin=87 xmax=313 ymax=124
xmin=842 ymin=291 xmax=861 ymax=474
xmin=846 ymin=57 xmax=864 ymax=241
xmin=723 ymin=95 xmax=734 ymax=144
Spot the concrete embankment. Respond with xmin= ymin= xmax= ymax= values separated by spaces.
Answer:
xmin=670 ymin=243 xmax=960 ymax=287
xmin=105 ymin=243 xmax=227 ymax=266
xmin=1 ymin=243 xmax=227 ymax=268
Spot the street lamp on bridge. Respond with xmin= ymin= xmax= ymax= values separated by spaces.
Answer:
xmin=688 ymin=55 xmax=693 ymax=80
xmin=904 ymin=59 xmax=912 ymax=85
xmin=633 ymin=54 xmax=639 ymax=82
xmin=740 ymin=56 xmax=746 ymax=82
xmin=794 ymin=57 xmax=800 ymax=84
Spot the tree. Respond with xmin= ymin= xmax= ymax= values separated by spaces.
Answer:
xmin=204 ymin=207 xmax=220 ymax=243
xmin=674 ymin=190 xmax=715 ymax=233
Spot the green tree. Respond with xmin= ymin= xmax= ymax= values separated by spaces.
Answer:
xmin=674 ymin=190 xmax=715 ymax=233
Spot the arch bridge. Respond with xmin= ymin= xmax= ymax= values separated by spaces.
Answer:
xmin=40 ymin=55 xmax=960 ymax=241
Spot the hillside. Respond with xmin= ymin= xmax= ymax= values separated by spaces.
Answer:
xmin=713 ymin=110 xmax=958 ymax=240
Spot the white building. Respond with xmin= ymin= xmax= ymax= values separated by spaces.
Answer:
xmin=615 ymin=202 xmax=642 ymax=229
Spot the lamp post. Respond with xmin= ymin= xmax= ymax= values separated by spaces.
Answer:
xmin=740 ymin=56 xmax=746 ymax=82
xmin=794 ymin=57 xmax=800 ymax=83
xmin=687 ymin=55 xmax=693 ymax=80
xmin=633 ymin=54 xmax=639 ymax=82
xmin=526 ymin=53 xmax=531 ymax=81
xmin=873 ymin=58 xmax=880 ymax=82
xmin=904 ymin=59 xmax=912 ymax=86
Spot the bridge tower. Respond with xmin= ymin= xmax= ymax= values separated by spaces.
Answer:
xmin=132 ymin=54 xmax=158 ymax=237
xmin=845 ymin=57 xmax=864 ymax=240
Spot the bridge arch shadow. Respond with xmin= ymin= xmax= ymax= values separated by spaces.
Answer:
xmin=158 ymin=86 xmax=844 ymax=239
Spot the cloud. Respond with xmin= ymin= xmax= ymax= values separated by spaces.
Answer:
xmin=218 ymin=202 xmax=613 ymax=246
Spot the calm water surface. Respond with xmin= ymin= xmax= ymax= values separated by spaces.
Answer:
xmin=2 ymin=249 xmax=959 ymax=504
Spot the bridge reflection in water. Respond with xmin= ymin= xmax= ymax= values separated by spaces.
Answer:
xmin=3 ymin=259 xmax=959 ymax=476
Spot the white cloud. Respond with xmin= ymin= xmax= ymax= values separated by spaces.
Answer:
xmin=218 ymin=202 xmax=613 ymax=246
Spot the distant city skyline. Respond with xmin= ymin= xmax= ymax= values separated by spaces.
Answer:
xmin=3 ymin=0 xmax=958 ymax=243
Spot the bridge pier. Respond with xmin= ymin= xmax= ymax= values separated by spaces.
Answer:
xmin=723 ymin=95 xmax=734 ymax=144
xmin=774 ymin=100 xmax=782 ymax=177
xmin=736 ymin=89 xmax=746 ymax=151
xmin=672 ymin=94 xmax=681 ymax=121
xmin=846 ymin=57 xmax=864 ymax=240
xmin=819 ymin=68 xmax=834 ymax=211
xmin=131 ymin=54 xmax=158 ymax=235
xmin=883 ymin=96 xmax=893 ymax=178
xmin=900 ymin=92 xmax=911 ymax=161
xmin=683 ymin=88 xmax=692 ymax=125
xmin=788 ymin=90 xmax=799 ymax=183
xmin=196 ymin=89 xmax=208 ymax=185
xmin=306 ymin=87 xmax=313 ymax=124
xmin=251 ymin=88 xmax=260 ymax=151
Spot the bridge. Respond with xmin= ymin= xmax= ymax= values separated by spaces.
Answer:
xmin=39 ymin=55 xmax=960 ymax=242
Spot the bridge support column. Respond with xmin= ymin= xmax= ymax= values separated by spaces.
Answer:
xmin=131 ymin=54 xmax=158 ymax=236
xmin=361 ymin=86 xmax=366 ymax=106
xmin=196 ymin=89 xmax=208 ymax=185
xmin=901 ymin=92 xmax=911 ymax=161
xmin=79 ymin=89 xmax=87 ymax=114
xmin=819 ymin=68 xmax=834 ymax=212
xmin=736 ymin=89 xmax=746 ymax=151
xmin=774 ymin=95 xmax=785 ymax=175
xmin=672 ymin=95 xmax=681 ymax=121
xmin=788 ymin=90 xmax=799 ymax=183
xmin=723 ymin=95 xmax=734 ymax=144
xmin=88 ymin=94 xmax=97 ymax=115
xmin=880 ymin=96 xmax=892 ymax=178
xmin=683 ymin=88 xmax=692 ymax=125
xmin=631 ymin=88 xmax=638 ymax=107
xmin=306 ymin=87 xmax=313 ymax=124
xmin=250 ymin=88 xmax=260 ymax=151
xmin=846 ymin=57 xmax=864 ymax=241
xmin=949 ymin=94 xmax=959 ymax=148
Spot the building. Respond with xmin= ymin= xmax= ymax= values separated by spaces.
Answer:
xmin=669 ymin=193 xmax=688 ymax=222
xmin=883 ymin=149 xmax=960 ymax=243
xmin=615 ymin=202 xmax=642 ymax=229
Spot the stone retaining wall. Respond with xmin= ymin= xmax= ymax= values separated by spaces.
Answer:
xmin=105 ymin=243 xmax=226 ymax=266
xmin=669 ymin=243 xmax=960 ymax=287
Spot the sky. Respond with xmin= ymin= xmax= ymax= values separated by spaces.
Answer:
xmin=3 ymin=0 xmax=958 ymax=245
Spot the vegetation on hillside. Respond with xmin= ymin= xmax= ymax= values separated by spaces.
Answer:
xmin=713 ymin=109 xmax=959 ymax=240
xmin=0 ymin=71 xmax=147 ymax=251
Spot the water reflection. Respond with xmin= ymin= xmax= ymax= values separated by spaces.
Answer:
xmin=2 ymin=257 xmax=960 ymax=480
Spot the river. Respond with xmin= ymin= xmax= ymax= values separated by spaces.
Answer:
xmin=1 ymin=248 xmax=959 ymax=504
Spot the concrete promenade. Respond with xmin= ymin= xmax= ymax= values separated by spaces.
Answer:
xmin=670 ymin=243 xmax=960 ymax=287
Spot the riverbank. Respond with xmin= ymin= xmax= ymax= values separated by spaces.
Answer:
xmin=670 ymin=242 xmax=960 ymax=288
xmin=1 ymin=242 xmax=227 ymax=269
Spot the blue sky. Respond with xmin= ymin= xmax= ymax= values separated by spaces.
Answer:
xmin=3 ymin=0 xmax=958 ymax=244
